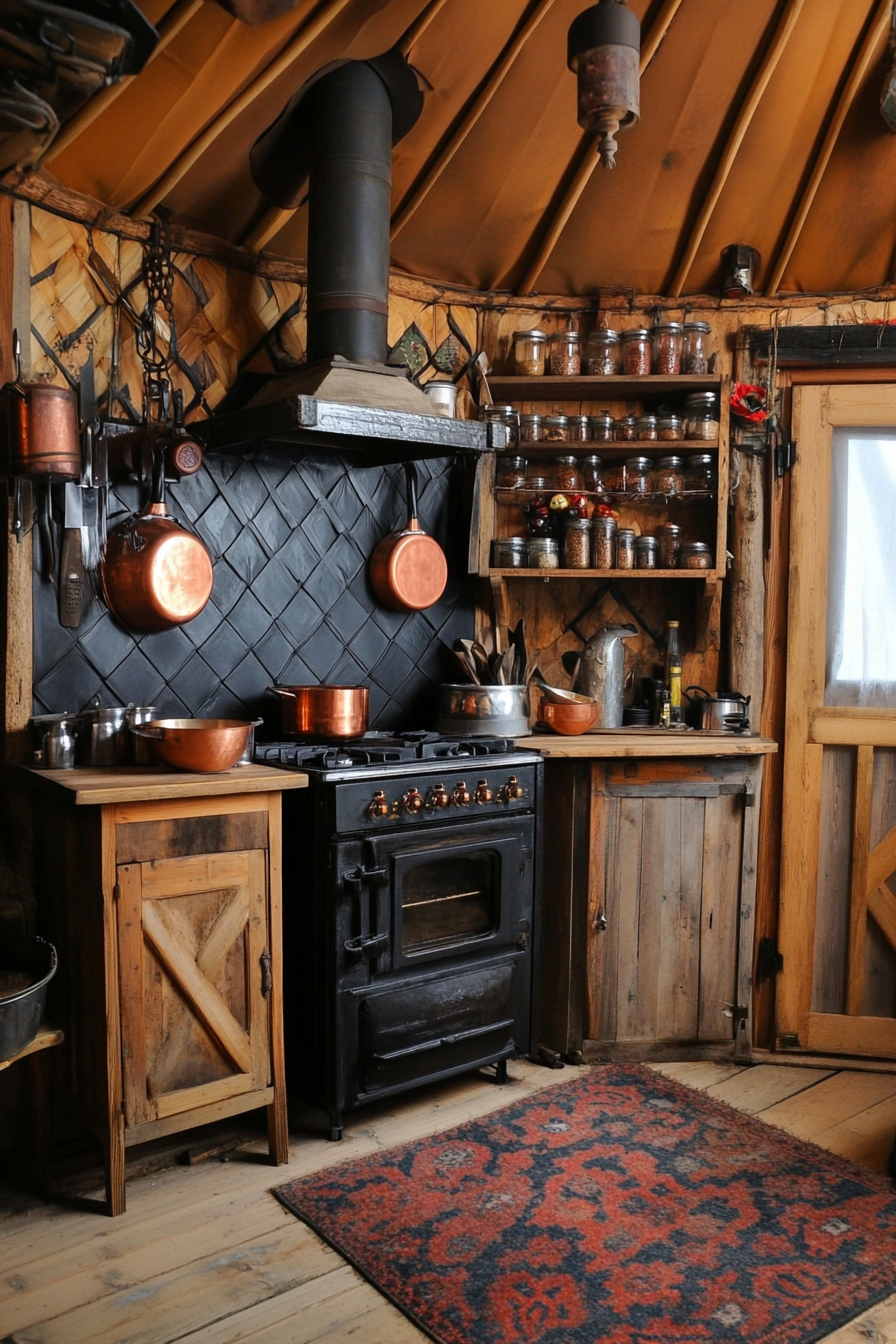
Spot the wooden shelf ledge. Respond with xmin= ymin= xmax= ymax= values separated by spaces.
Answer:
xmin=0 ymin=1021 xmax=64 ymax=1072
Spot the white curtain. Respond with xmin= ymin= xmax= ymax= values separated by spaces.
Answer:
xmin=825 ymin=431 xmax=896 ymax=707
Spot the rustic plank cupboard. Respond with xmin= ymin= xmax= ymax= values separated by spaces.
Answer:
xmin=23 ymin=765 xmax=307 ymax=1214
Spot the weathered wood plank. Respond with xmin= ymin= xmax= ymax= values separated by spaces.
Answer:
xmin=705 ymin=1064 xmax=835 ymax=1114
xmin=608 ymin=798 xmax=643 ymax=1043
xmin=647 ymin=1060 xmax=746 ymax=1090
xmin=847 ymin=745 xmax=874 ymax=1014
xmin=759 ymin=1070 xmax=896 ymax=1140
xmin=697 ymin=794 xmax=740 ymax=1041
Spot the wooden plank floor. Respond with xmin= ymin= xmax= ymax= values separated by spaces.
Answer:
xmin=1 ymin=1059 xmax=895 ymax=1343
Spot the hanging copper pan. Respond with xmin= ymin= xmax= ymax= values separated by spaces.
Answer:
xmin=369 ymin=461 xmax=448 ymax=612
xmin=0 ymin=332 xmax=80 ymax=480
xmin=100 ymin=452 xmax=214 ymax=632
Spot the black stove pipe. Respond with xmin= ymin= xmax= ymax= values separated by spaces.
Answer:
xmin=306 ymin=62 xmax=393 ymax=366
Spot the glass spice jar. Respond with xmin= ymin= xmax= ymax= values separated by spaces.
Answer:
xmin=491 ymin=536 xmax=527 ymax=568
xmin=623 ymin=456 xmax=651 ymax=494
xmin=636 ymin=414 xmax=658 ymax=441
xmin=651 ymin=321 xmax=684 ymax=375
xmin=684 ymin=392 xmax=720 ymax=441
xmin=581 ymin=455 xmax=603 ymax=492
xmin=615 ymin=414 xmax=638 ymax=441
xmin=525 ymin=470 xmax=550 ymax=491
xmin=684 ymin=454 xmax=714 ymax=492
xmin=656 ymin=522 xmax=681 ymax=568
xmin=563 ymin=517 xmax=592 ymax=569
xmin=586 ymin=327 xmax=621 ymax=376
xmin=520 ymin=413 xmax=544 ymax=443
xmin=593 ymin=514 xmax=617 ymax=569
xmin=615 ymin=527 xmax=636 ymax=569
xmin=657 ymin=414 xmax=684 ymax=441
xmin=652 ymin=455 xmax=685 ymax=495
xmin=602 ymin=461 xmax=626 ymax=492
xmin=528 ymin=537 xmax=560 ymax=569
xmin=589 ymin=410 xmax=615 ymax=442
xmin=680 ymin=541 xmax=714 ymax=569
xmin=513 ymin=329 xmax=547 ymax=377
xmin=497 ymin=455 xmax=528 ymax=489
xmin=543 ymin=414 xmax=569 ymax=442
xmin=548 ymin=331 xmax=581 ymax=377
xmin=681 ymin=321 xmax=711 ymax=375
xmin=482 ymin=404 xmax=520 ymax=447
xmin=621 ymin=328 xmax=651 ymax=376
xmin=568 ymin=414 xmax=591 ymax=442
xmin=635 ymin=534 xmax=658 ymax=569
xmin=553 ymin=456 xmax=582 ymax=492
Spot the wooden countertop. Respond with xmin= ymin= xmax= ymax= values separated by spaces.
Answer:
xmin=18 ymin=763 xmax=309 ymax=806
xmin=517 ymin=731 xmax=777 ymax=758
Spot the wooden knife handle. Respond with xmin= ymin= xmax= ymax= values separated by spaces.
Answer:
xmin=59 ymin=528 xmax=84 ymax=628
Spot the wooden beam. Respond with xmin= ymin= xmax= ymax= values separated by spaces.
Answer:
xmin=390 ymin=0 xmax=558 ymax=242
xmin=131 ymin=0 xmax=355 ymax=218
xmin=846 ymin=744 xmax=874 ymax=1014
xmin=765 ymin=0 xmax=893 ymax=296
xmin=868 ymin=882 xmax=896 ymax=955
xmin=516 ymin=0 xmax=682 ymax=296
xmin=44 ymin=0 xmax=203 ymax=164
xmin=668 ymin=0 xmax=805 ymax=297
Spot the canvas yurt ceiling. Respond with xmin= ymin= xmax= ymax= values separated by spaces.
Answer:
xmin=18 ymin=0 xmax=896 ymax=299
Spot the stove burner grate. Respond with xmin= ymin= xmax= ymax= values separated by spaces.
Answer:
xmin=255 ymin=731 xmax=522 ymax=771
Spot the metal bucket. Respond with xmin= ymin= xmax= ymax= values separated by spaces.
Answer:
xmin=0 ymin=936 xmax=57 ymax=1064
xmin=436 ymin=684 xmax=531 ymax=737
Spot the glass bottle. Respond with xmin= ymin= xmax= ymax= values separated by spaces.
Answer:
xmin=586 ymin=328 xmax=621 ymax=376
xmin=513 ymin=329 xmax=547 ymax=377
xmin=519 ymin=413 xmax=544 ymax=443
xmin=621 ymin=328 xmax=651 ymax=376
xmin=581 ymin=455 xmax=603 ymax=493
xmin=664 ymin=620 xmax=682 ymax=724
xmin=548 ymin=331 xmax=581 ymax=377
xmin=497 ymin=455 xmax=528 ymax=489
xmin=615 ymin=527 xmax=635 ymax=569
xmin=651 ymin=322 xmax=684 ymax=376
xmin=589 ymin=411 xmax=615 ymax=443
xmin=563 ymin=517 xmax=592 ymax=568
xmin=681 ymin=321 xmax=711 ymax=375
xmin=553 ymin=456 xmax=582 ymax=491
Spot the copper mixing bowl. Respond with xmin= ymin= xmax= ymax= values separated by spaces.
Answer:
xmin=133 ymin=719 xmax=257 ymax=772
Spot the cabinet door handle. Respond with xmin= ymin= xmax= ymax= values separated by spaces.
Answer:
xmin=260 ymin=949 xmax=272 ymax=998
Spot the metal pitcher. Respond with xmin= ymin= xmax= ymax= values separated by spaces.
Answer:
xmin=564 ymin=623 xmax=637 ymax=730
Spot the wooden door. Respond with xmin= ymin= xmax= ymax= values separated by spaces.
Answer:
xmin=116 ymin=849 xmax=272 ymax=1128
xmin=777 ymin=384 xmax=896 ymax=1058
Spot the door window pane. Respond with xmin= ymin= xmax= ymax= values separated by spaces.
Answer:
xmin=826 ymin=431 xmax=896 ymax=706
xmin=401 ymin=854 xmax=496 ymax=954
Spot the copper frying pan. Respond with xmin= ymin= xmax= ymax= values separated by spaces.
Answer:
xmin=369 ymin=461 xmax=448 ymax=612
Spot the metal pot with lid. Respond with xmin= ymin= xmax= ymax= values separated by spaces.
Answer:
xmin=683 ymin=686 xmax=751 ymax=733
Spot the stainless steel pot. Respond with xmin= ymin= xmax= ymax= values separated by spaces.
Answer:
xmin=77 ymin=702 xmax=132 ymax=765
xmin=683 ymin=686 xmax=751 ymax=733
xmin=127 ymin=705 xmax=161 ymax=765
xmin=437 ymin=684 xmax=531 ymax=737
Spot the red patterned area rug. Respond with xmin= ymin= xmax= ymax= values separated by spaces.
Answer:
xmin=274 ymin=1064 xmax=896 ymax=1343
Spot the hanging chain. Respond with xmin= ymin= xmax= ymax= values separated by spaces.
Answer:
xmin=137 ymin=215 xmax=178 ymax=426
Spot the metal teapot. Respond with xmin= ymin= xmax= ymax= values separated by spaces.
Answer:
xmin=562 ymin=623 xmax=637 ymax=729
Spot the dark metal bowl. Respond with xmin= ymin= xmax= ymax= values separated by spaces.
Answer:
xmin=0 ymin=936 xmax=57 ymax=1064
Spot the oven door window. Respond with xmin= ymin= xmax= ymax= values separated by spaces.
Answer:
xmin=401 ymin=852 xmax=497 ymax=955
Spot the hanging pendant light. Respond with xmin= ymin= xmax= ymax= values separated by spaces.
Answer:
xmin=568 ymin=0 xmax=640 ymax=169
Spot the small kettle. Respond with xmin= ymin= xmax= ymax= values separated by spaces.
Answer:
xmin=562 ymin=623 xmax=637 ymax=730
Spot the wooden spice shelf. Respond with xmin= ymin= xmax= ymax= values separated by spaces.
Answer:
xmin=495 ymin=490 xmax=714 ymax=504
xmin=504 ymin=440 xmax=719 ymax=456
xmin=488 ymin=373 xmax=723 ymax=401
xmin=490 ymin=568 xmax=720 ymax=579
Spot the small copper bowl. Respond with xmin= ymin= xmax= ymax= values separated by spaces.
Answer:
xmin=538 ymin=700 xmax=600 ymax=735
xmin=132 ymin=719 xmax=258 ymax=772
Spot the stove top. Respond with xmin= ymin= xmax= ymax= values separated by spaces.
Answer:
xmin=255 ymin=731 xmax=522 ymax=772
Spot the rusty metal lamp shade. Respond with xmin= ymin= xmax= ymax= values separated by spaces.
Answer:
xmin=568 ymin=0 xmax=640 ymax=170
xmin=721 ymin=244 xmax=761 ymax=296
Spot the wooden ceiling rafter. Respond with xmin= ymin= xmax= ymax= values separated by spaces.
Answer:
xmin=43 ymin=0 xmax=204 ymax=165
xmin=765 ymin=0 xmax=893 ymax=296
xmin=130 ymin=0 xmax=355 ymax=219
xmin=667 ymin=0 xmax=805 ymax=298
xmin=242 ymin=0 xmax=451 ymax=253
xmin=389 ymin=0 xmax=558 ymax=242
xmin=514 ymin=0 xmax=683 ymax=297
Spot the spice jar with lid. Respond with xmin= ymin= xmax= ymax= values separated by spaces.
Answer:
xmin=528 ymin=537 xmax=560 ymax=569
xmin=568 ymin=414 xmax=591 ymax=442
xmin=681 ymin=321 xmax=711 ymax=375
xmin=684 ymin=454 xmax=714 ymax=492
xmin=615 ymin=527 xmax=636 ymax=569
xmin=637 ymin=414 xmax=658 ymax=441
xmin=497 ymin=455 xmax=528 ymax=489
xmin=513 ymin=329 xmax=547 ymax=377
xmin=652 ymin=455 xmax=684 ymax=495
xmin=657 ymin=414 xmax=684 ymax=441
xmin=482 ymin=404 xmax=520 ymax=447
xmin=615 ymin=413 xmax=638 ymax=442
xmin=491 ymin=537 xmax=527 ymax=568
xmin=623 ymin=455 xmax=651 ymax=494
xmin=525 ymin=469 xmax=550 ymax=491
xmin=553 ymin=456 xmax=582 ymax=491
xmin=684 ymin=392 xmax=719 ymax=441
xmin=520 ymin=413 xmax=544 ymax=443
xmin=589 ymin=411 xmax=615 ymax=442
xmin=543 ymin=414 xmax=569 ymax=442
xmin=680 ymin=541 xmax=713 ymax=569
xmin=621 ymin=328 xmax=651 ymax=376
xmin=635 ymin=534 xmax=658 ymax=568
xmin=563 ymin=516 xmax=592 ymax=569
xmin=656 ymin=521 xmax=681 ymax=568
xmin=651 ymin=321 xmax=684 ymax=375
xmin=548 ymin=330 xmax=581 ymax=377
xmin=581 ymin=454 xmax=603 ymax=492
xmin=593 ymin=514 xmax=617 ymax=568
xmin=586 ymin=327 xmax=621 ymax=376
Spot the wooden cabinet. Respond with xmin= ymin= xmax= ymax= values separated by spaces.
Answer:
xmin=537 ymin=746 xmax=772 ymax=1065
xmin=27 ymin=767 xmax=306 ymax=1214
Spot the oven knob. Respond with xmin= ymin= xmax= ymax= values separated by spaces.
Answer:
xmin=453 ymin=780 xmax=471 ymax=807
xmin=427 ymin=783 xmax=450 ymax=809
xmin=474 ymin=779 xmax=492 ymax=804
xmin=367 ymin=789 xmax=390 ymax=818
xmin=403 ymin=788 xmax=424 ymax=814
xmin=504 ymin=775 xmax=525 ymax=801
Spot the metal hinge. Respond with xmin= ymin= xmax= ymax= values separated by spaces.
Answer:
xmin=775 ymin=432 xmax=796 ymax=477
xmin=756 ymin=935 xmax=783 ymax=983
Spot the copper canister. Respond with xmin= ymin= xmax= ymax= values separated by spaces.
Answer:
xmin=267 ymin=685 xmax=369 ymax=739
xmin=1 ymin=382 xmax=80 ymax=479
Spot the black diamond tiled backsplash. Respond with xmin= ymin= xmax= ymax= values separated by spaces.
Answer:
xmin=32 ymin=451 xmax=476 ymax=734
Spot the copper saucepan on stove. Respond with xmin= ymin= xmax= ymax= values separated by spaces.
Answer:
xmin=267 ymin=685 xmax=369 ymax=739
xmin=369 ymin=461 xmax=448 ymax=612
